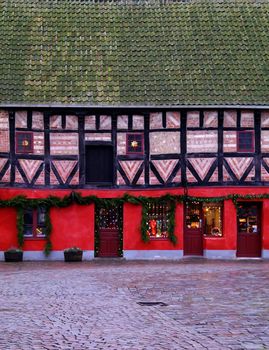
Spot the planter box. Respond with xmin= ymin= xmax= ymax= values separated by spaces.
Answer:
xmin=4 ymin=251 xmax=23 ymax=262
xmin=64 ymin=251 xmax=83 ymax=262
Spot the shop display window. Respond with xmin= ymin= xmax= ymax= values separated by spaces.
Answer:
xmin=146 ymin=202 xmax=169 ymax=239
xmin=186 ymin=201 xmax=223 ymax=236
xmin=202 ymin=202 xmax=223 ymax=237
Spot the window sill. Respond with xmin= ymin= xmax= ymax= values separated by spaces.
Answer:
xmin=149 ymin=237 xmax=169 ymax=241
xmin=24 ymin=237 xmax=46 ymax=241
xmin=204 ymin=235 xmax=224 ymax=239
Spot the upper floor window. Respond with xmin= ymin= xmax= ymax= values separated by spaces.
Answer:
xmin=126 ymin=133 xmax=144 ymax=154
xmin=16 ymin=131 xmax=33 ymax=153
xmin=237 ymin=131 xmax=254 ymax=152
xmin=23 ymin=207 xmax=47 ymax=238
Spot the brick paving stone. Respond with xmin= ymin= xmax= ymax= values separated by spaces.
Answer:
xmin=0 ymin=261 xmax=268 ymax=349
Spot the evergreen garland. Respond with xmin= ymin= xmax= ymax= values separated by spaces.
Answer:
xmin=141 ymin=203 xmax=150 ymax=243
xmin=44 ymin=209 xmax=52 ymax=256
xmin=2 ymin=191 xmax=269 ymax=255
xmin=16 ymin=207 xmax=24 ymax=248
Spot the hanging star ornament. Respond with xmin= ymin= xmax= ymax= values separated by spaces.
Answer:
xmin=131 ymin=140 xmax=139 ymax=148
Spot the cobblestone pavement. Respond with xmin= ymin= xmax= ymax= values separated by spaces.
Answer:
xmin=0 ymin=260 xmax=269 ymax=350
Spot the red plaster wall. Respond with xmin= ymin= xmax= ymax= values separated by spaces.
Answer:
xmin=0 ymin=207 xmax=18 ymax=250
xmin=262 ymin=200 xmax=269 ymax=250
xmin=49 ymin=204 xmax=94 ymax=251
xmin=1 ymin=187 xmax=269 ymax=253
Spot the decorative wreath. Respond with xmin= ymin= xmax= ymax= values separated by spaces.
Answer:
xmin=211 ymin=227 xmax=220 ymax=235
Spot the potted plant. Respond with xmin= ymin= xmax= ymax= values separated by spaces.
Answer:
xmin=64 ymin=247 xmax=83 ymax=262
xmin=4 ymin=248 xmax=23 ymax=262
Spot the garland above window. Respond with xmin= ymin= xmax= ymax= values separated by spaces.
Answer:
xmin=0 ymin=191 xmax=268 ymax=255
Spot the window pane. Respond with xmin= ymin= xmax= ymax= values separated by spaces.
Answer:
xmin=16 ymin=132 xmax=33 ymax=153
xmin=98 ymin=207 xmax=119 ymax=230
xmin=238 ymin=131 xmax=254 ymax=152
xmin=186 ymin=202 xmax=201 ymax=229
xmin=24 ymin=209 xmax=33 ymax=225
xmin=238 ymin=205 xmax=258 ymax=233
xmin=203 ymin=203 xmax=223 ymax=236
xmin=23 ymin=225 xmax=33 ymax=237
xmin=126 ymin=133 xmax=144 ymax=154
xmin=147 ymin=202 xmax=169 ymax=239
xmin=37 ymin=207 xmax=46 ymax=225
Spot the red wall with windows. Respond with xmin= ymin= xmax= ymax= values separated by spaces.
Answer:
xmin=1 ymin=187 xmax=269 ymax=253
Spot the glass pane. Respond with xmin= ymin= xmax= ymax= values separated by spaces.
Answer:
xmin=203 ymin=203 xmax=223 ymax=236
xmin=238 ymin=205 xmax=258 ymax=233
xmin=146 ymin=202 xmax=169 ymax=239
xmin=98 ymin=207 xmax=119 ymax=229
xmin=186 ymin=202 xmax=201 ymax=229
xmin=23 ymin=225 xmax=33 ymax=237
xmin=238 ymin=131 xmax=253 ymax=151
xmin=37 ymin=207 xmax=46 ymax=225
xmin=24 ymin=209 xmax=33 ymax=225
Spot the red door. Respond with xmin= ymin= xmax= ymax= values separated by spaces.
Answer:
xmin=96 ymin=205 xmax=122 ymax=258
xmin=99 ymin=229 xmax=120 ymax=257
xmin=184 ymin=202 xmax=203 ymax=256
xmin=237 ymin=203 xmax=261 ymax=258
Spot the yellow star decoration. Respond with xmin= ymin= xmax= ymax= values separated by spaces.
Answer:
xmin=22 ymin=140 xmax=29 ymax=146
xmin=131 ymin=140 xmax=138 ymax=148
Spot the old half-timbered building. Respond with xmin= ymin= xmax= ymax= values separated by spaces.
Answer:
xmin=1 ymin=0 xmax=269 ymax=260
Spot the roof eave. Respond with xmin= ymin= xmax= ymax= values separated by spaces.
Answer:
xmin=1 ymin=103 xmax=269 ymax=110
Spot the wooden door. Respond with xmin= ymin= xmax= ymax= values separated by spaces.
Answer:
xmin=237 ymin=203 xmax=261 ymax=257
xmin=96 ymin=205 xmax=122 ymax=258
xmin=85 ymin=145 xmax=113 ymax=184
xmin=184 ymin=202 xmax=203 ymax=256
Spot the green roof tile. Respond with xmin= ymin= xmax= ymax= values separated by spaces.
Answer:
xmin=1 ymin=0 xmax=269 ymax=106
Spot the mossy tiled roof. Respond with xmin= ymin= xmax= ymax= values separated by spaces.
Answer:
xmin=1 ymin=0 xmax=269 ymax=106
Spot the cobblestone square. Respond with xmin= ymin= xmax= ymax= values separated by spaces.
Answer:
xmin=0 ymin=260 xmax=268 ymax=350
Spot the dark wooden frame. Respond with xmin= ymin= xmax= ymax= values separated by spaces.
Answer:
xmin=23 ymin=207 xmax=46 ymax=240
xmin=126 ymin=132 xmax=144 ymax=155
xmin=0 ymin=107 xmax=267 ymax=189
xmin=15 ymin=131 xmax=34 ymax=154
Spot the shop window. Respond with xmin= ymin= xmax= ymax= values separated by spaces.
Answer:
xmin=202 ymin=202 xmax=223 ymax=237
xmin=16 ymin=131 xmax=33 ymax=153
xmin=146 ymin=202 xmax=169 ymax=239
xmin=126 ymin=133 xmax=144 ymax=154
xmin=237 ymin=131 xmax=254 ymax=152
xmin=23 ymin=207 xmax=46 ymax=238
